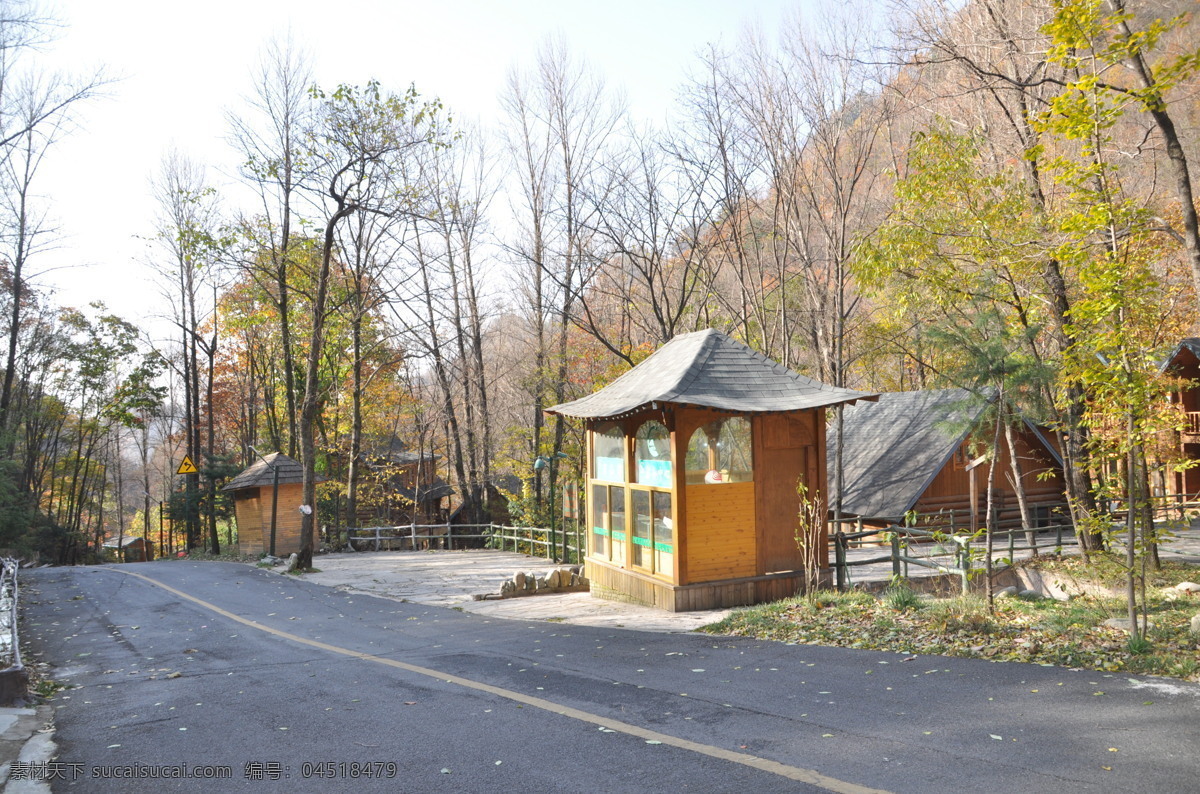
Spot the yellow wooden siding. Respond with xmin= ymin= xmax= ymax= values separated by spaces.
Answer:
xmin=685 ymin=482 xmax=756 ymax=582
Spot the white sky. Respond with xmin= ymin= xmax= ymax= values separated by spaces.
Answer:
xmin=31 ymin=0 xmax=800 ymax=330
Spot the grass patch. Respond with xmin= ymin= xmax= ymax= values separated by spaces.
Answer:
xmin=700 ymin=560 xmax=1200 ymax=681
xmin=882 ymin=584 xmax=923 ymax=612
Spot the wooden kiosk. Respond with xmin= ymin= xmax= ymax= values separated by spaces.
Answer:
xmin=548 ymin=330 xmax=876 ymax=611
xmin=223 ymin=452 xmax=310 ymax=557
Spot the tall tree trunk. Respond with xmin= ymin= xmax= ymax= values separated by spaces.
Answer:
xmin=205 ymin=326 xmax=220 ymax=555
xmin=1003 ymin=418 xmax=1036 ymax=555
xmin=985 ymin=396 xmax=1004 ymax=613
xmin=298 ymin=194 xmax=356 ymax=570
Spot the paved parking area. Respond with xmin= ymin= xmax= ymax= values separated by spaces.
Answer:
xmin=280 ymin=525 xmax=1200 ymax=633
xmin=297 ymin=549 xmax=732 ymax=632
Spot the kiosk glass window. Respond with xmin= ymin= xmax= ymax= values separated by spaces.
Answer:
xmin=593 ymin=423 xmax=626 ymax=482
xmin=652 ymin=490 xmax=673 ymax=574
xmin=610 ymin=486 xmax=626 ymax=565
xmin=718 ymin=417 xmax=753 ymax=481
xmin=632 ymin=490 xmax=651 ymax=568
xmin=685 ymin=417 xmax=753 ymax=484
xmin=590 ymin=484 xmax=608 ymax=557
xmin=635 ymin=421 xmax=672 ymax=488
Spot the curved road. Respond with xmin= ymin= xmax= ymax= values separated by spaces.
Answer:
xmin=20 ymin=561 xmax=1200 ymax=792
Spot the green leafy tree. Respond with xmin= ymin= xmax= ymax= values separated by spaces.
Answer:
xmin=1039 ymin=0 xmax=1193 ymax=642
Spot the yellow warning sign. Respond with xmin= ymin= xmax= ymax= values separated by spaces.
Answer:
xmin=176 ymin=455 xmax=198 ymax=475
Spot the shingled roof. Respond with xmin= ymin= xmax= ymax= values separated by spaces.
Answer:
xmin=221 ymin=452 xmax=307 ymax=491
xmin=546 ymin=329 xmax=877 ymax=419
xmin=827 ymin=388 xmax=987 ymax=519
xmin=1160 ymin=337 xmax=1200 ymax=372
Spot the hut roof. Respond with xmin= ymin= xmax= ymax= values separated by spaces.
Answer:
xmin=1160 ymin=337 xmax=1200 ymax=371
xmin=546 ymin=329 xmax=877 ymax=419
xmin=102 ymin=536 xmax=146 ymax=548
xmin=221 ymin=452 xmax=308 ymax=491
xmin=827 ymin=388 xmax=987 ymax=519
xmin=395 ymin=479 xmax=454 ymax=504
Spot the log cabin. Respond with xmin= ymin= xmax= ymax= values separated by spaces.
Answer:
xmin=1160 ymin=338 xmax=1200 ymax=500
xmin=357 ymin=448 xmax=453 ymax=526
xmin=547 ymin=329 xmax=877 ymax=611
xmin=828 ymin=388 xmax=1067 ymax=532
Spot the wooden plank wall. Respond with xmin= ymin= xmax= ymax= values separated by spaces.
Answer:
xmin=685 ymin=482 xmax=756 ymax=583
xmin=754 ymin=411 xmax=825 ymax=573
xmin=913 ymin=426 xmax=1065 ymax=523
xmin=234 ymin=492 xmax=264 ymax=556
xmin=270 ymin=483 xmax=306 ymax=554
xmin=234 ymin=484 xmax=307 ymax=556
xmin=589 ymin=560 xmax=816 ymax=612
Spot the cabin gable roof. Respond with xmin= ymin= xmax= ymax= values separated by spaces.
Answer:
xmin=829 ymin=388 xmax=987 ymax=519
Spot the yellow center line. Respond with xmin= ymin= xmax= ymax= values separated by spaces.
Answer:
xmin=105 ymin=567 xmax=890 ymax=794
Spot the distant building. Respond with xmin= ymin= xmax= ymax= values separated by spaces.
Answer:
xmin=1161 ymin=338 xmax=1200 ymax=501
xmin=103 ymin=536 xmax=154 ymax=562
xmin=356 ymin=447 xmax=453 ymax=526
xmin=828 ymin=388 xmax=1067 ymax=530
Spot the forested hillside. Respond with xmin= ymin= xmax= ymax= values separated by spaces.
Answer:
xmin=2 ymin=0 xmax=1197 ymax=563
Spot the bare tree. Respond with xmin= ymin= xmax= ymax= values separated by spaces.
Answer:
xmin=501 ymin=38 xmax=623 ymax=524
xmin=294 ymin=81 xmax=449 ymax=570
xmin=227 ymin=35 xmax=314 ymax=458
xmin=150 ymin=151 xmax=222 ymax=551
xmin=0 ymin=2 xmax=107 ymax=439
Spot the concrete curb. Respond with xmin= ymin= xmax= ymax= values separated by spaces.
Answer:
xmin=0 ymin=705 xmax=54 ymax=793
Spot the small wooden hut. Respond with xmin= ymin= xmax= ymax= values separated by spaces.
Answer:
xmin=222 ymin=453 xmax=311 ymax=557
xmin=547 ymin=329 xmax=876 ymax=611
xmin=829 ymin=389 xmax=1067 ymax=529
xmin=103 ymin=536 xmax=154 ymax=562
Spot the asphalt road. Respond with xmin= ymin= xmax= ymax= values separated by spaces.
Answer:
xmin=20 ymin=561 xmax=1200 ymax=793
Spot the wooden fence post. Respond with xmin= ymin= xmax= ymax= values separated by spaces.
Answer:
xmin=958 ymin=535 xmax=972 ymax=594
xmin=890 ymin=531 xmax=901 ymax=580
xmin=834 ymin=531 xmax=846 ymax=592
